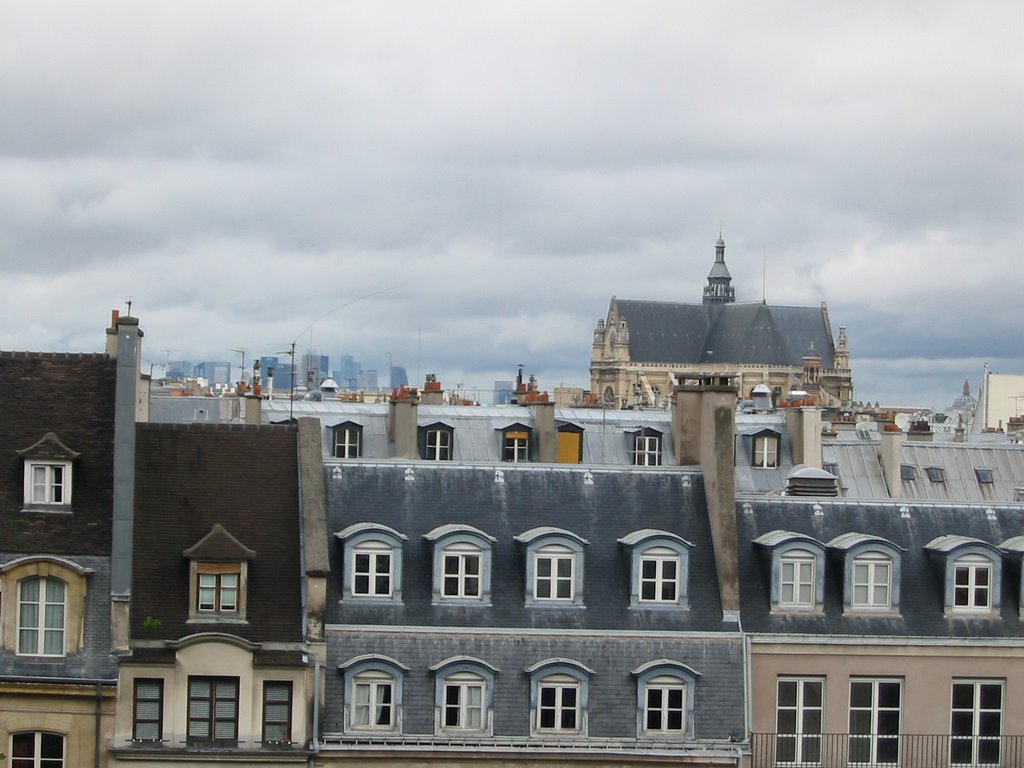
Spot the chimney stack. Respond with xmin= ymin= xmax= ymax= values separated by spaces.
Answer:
xmin=878 ymin=428 xmax=904 ymax=499
xmin=388 ymin=387 xmax=419 ymax=459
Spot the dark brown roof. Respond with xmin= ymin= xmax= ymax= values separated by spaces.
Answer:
xmin=132 ymin=423 xmax=302 ymax=643
xmin=0 ymin=352 xmax=116 ymax=555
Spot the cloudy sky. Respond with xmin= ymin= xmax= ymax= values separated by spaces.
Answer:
xmin=2 ymin=2 xmax=1021 ymax=408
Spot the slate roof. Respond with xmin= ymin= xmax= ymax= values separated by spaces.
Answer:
xmin=737 ymin=498 xmax=1024 ymax=637
xmin=323 ymin=463 xmax=728 ymax=632
xmin=612 ymin=298 xmax=836 ymax=368
xmin=0 ymin=352 xmax=116 ymax=556
xmin=131 ymin=423 xmax=303 ymax=643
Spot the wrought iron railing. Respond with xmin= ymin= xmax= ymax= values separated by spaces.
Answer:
xmin=751 ymin=732 xmax=1024 ymax=768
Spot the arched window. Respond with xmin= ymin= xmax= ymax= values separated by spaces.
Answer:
xmin=18 ymin=576 xmax=66 ymax=656
xmin=424 ymin=525 xmax=496 ymax=605
xmin=336 ymin=523 xmax=407 ymax=604
xmin=515 ymin=528 xmax=589 ymax=607
xmin=526 ymin=659 xmax=593 ymax=737
xmin=340 ymin=655 xmax=409 ymax=734
xmin=430 ymin=656 xmax=498 ymax=735
xmin=632 ymin=660 xmax=701 ymax=738
xmin=618 ymin=530 xmax=693 ymax=609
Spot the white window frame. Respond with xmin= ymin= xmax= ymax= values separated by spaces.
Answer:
xmin=9 ymin=731 xmax=65 ymax=768
xmin=852 ymin=552 xmax=892 ymax=609
xmin=779 ymin=550 xmax=816 ymax=608
xmin=527 ymin=660 xmax=592 ymax=738
xmin=776 ymin=677 xmax=824 ymax=766
xmin=950 ymin=680 xmax=1003 ymax=767
xmin=503 ymin=430 xmax=530 ymax=463
xmin=352 ymin=542 xmax=394 ymax=598
xmin=424 ymin=427 xmax=453 ymax=461
xmin=632 ymin=433 xmax=662 ymax=466
xmin=753 ymin=434 xmax=779 ymax=468
xmin=953 ymin=555 xmax=993 ymax=612
xmin=516 ymin=528 xmax=588 ymax=608
xmin=430 ymin=656 xmax=497 ymax=736
xmin=534 ymin=545 xmax=575 ymax=602
xmin=643 ymin=675 xmax=687 ymax=734
xmin=351 ymin=671 xmax=396 ymax=730
xmin=441 ymin=673 xmax=487 ymax=732
xmin=24 ymin=461 xmax=72 ymax=507
xmin=442 ymin=544 xmax=483 ymax=599
xmin=17 ymin=576 xmax=66 ymax=657
xmin=333 ymin=424 xmax=362 ymax=458
xmin=848 ymin=678 xmax=902 ymax=766
xmin=639 ymin=546 xmax=681 ymax=604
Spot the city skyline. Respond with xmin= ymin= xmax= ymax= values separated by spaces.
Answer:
xmin=1 ymin=2 xmax=1021 ymax=410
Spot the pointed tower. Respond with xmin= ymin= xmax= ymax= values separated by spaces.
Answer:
xmin=703 ymin=235 xmax=736 ymax=304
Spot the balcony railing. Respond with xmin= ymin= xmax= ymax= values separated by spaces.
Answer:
xmin=751 ymin=733 xmax=1024 ymax=768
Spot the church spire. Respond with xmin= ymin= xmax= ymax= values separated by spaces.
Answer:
xmin=703 ymin=233 xmax=736 ymax=304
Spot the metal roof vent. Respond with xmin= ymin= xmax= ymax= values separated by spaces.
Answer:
xmin=785 ymin=465 xmax=839 ymax=497
xmin=751 ymin=383 xmax=773 ymax=412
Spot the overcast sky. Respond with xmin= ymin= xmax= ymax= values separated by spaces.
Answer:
xmin=2 ymin=2 xmax=1021 ymax=409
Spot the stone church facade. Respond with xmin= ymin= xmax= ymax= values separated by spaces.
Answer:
xmin=590 ymin=237 xmax=853 ymax=409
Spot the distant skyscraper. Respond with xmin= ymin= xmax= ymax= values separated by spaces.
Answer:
xmin=360 ymin=369 xmax=378 ymax=391
xmin=194 ymin=361 xmax=231 ymax=386
xmin=493 ymin=380 xmax=514 ymax=405
xmin=166 ymin=360 xmax=193 ymax=381
xmin=390 ymin=365 xmax=409 ymax=389
xmin=335 ymin=354 xmax=361 ymax=390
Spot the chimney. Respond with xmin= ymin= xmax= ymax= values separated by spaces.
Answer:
xmin=110 ymin=314 xmax=143 ymax=651
xmin=297 ymin=418 xmax=330 ymax=648
xmin=878 ymin=428 xmax=904 ymax=499
xmin=388 ymin=387 xmax=419 ymax=459
xmin=530 ymin=399 xmax=556 ymax=463
xmin=785 ymin=406 xmax=822 ymax=468
xmin=244 ymin=394 xmax=262 ymax=425
xmin=674 ymin=376 xmax=740 ymax=621
xmin=421 ymin=374 xmax=444 ymax=406
xmin=105 ymin=309 xmax=120 ymax=357
xmin=907 ymin=419 xmax=933 ymax=442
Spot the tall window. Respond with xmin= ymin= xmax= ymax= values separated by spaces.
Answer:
xmin=779 ymin=551 xmax=816 ymax=608
xmin=333 ymin=424 xmax=362 ymax=458
xmin=639 ymin=546 xmax=680 ymax=603
xmin=10 ymin=732 xmax=64 ymax=768
xmin=262 ymin=681 xmax=293 ymax=744
xmin=424 ymin=428 xmax=452 ymax=461
xmin=632 ymin=432 xmax=661 ymax=466
xmin=503 ymin=430 xmax=530 ymax=462
xmin=353 ymin=543 xmax=393 ymax=597
xmin=537 ymin=674 xmax=580 ymax=733
xmin=753 ymin=434 xmax=779 ymax=468
xmin=442 ymin=545 xmax=482 ymax=598
xmin=442 ymin=672 xmax=486 ymax=731
xmin=951 ymin=681 xmax=1002 ymax=767
xmin=643 ymin=675 xmax=686 ymax=733
xmin=776 ymin=678 xmax=823 ymax=766
xmin=849 ymin=679 xmax=901 ymax=765
xmin=534 ymin=544 xmax=575 ymax=600
xmin=133 ymin=679 xmax=164 ymax=741
xmin=27 ymin=463 xmax=69 ymax=505
xmin=18 ymin=576 xmax=65 ymax=656
xmin=187 ymin=677 xmax=239 ymax=744
xmin=852 ymin=552 xmax=892 ymax=609
xmin=352 ymin=670 xmax=396 ymax=729
xmin=953 ymin=556 xmax=992 ymax=611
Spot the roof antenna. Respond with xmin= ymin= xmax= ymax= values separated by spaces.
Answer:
xmin=762 ymin=248 xmax=767 ymax=304
xmin=125 ymin=296 xmax=133 ymax=317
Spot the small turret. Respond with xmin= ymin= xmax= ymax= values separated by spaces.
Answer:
xmin=702 ymin=235 xmax=736 ymax=304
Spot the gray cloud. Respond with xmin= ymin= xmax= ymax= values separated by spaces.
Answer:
xmin=1 ymin=1 xmax=1021 ymax=408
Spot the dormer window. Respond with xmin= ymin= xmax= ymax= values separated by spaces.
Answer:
xmin=420 ymin=423 xmax=454 ymax=461
xmin=975 ymin=468 xmax=994 ymax=484
xmin=925 ymin=466 xmax=945 ymax=483
xmin=183 ymin=524 xmax=256 ymax=622
xmin=332 ymin=422 xmax=363 ymax=458
xmin=336 ymin=523 xmax=407 ymax=604
xmin=751 ymin=431 xmax=780 ymax=468
xmin=502 ymin=425 xmax=532 ymax=463
xmin=828 ymin=533 xmax=904 ymax=613
xmin=424 ymin=524 xmax=496 ymax=605
xmin=899 ymin=464 xmax=916 ymax=481
xmin=618 ymin=530 xmax=693 ymax=610
xmin=17 ymin=433 xmax=80 ymax=510
xmin=755 ymin=531 xmax=826 ymax=613
xmin=630 ymin=428 xmax=662 ymax=467
xmin=515 ymin=527 xmax=589 ymax=607
xmin=926 ymin=536 xmax=1002 ymax=616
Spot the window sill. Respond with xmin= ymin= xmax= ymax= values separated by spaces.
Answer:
xmin=526 ymin=601 xmax=586 ymax=609
xmin=432 ymin=599 xmax=492 ymax=607
xmin=632 ymin=601 xmax=689 ymax=611
xmin=20 ymin=505 xmax=73 ymax=514
xmin=770 ymin=606 xmax=824 ymax=615
xmin=341 ymin=597 xmax=404 ymax=606
xmin=186 ymin=616 xmax=249 ymax=625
